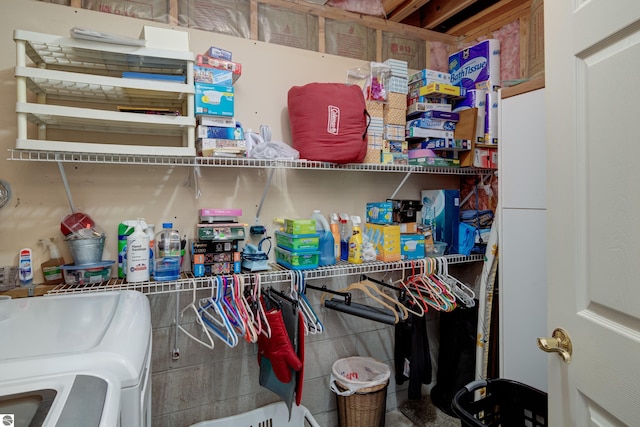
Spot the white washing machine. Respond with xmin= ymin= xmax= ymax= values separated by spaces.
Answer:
xmin=0 ymin=291 xmax=152 ymax=427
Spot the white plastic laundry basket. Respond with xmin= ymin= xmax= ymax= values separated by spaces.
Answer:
xmin=190 ymin=401 xmax=320 ymax=427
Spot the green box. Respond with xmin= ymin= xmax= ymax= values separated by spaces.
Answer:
xmin=275 ymin=247 xmax=319 ymax=270
xmin=284 ymin=218 xmax=316 ymax=235
xmin=275 ymin=231 xmax=319 ymax=252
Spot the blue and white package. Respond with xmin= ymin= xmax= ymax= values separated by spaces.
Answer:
xmin=406 ymin=118 xmax=457 ymax=131
xmin=448 ymin=39 xmax=500 ymax=91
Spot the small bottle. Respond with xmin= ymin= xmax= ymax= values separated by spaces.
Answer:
xmin=145 ymin=224 xmax=155 ymax=278
xmin=154 ymin=223 xmax=181 ymax=282
xmin=347 ymin=216 xmax=363 ymax=264
xmin=330 ymin=213 xmax=341 ymax=262
xmin=339 ymin=213 xmax=350 ymax=261
xmin=18 ymin=248 xmax=33 ymax=287
xmin=39 ymin=238 xmax=65 ymax=285
xmin=127 ymin=219 xmax=150 ymax=283
xmin=311 ymin=210 xmax=335 ymax=267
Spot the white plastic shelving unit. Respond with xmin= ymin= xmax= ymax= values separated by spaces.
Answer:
xmin=14 ymin=29 xmax=195 ymax=156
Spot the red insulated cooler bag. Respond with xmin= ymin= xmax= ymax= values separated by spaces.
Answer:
xmin=287 ymin=83 xmax=369 ymax=164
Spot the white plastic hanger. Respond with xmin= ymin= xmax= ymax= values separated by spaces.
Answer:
xmin=177 ymin=280 xmax=215 ymax=350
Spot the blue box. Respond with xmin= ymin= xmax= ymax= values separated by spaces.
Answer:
xmin=194 ymin=65 xmax=234 ymax=85
xmin=196 ymin=125 xmax=244 ymax=140
xmin=205 ymin=46 xmax=232 ymax=61
xmin=420 ymin=189 xmax=460 ymax=254
xmin=195 ymin=83 xmax=234 ymax=117
xmin=366 ymin=202 xmax=394 ymax=224
xmin=400 ymin=234 xmax=425 ymax=260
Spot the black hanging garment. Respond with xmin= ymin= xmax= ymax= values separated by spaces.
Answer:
xmin=430 ymin=303 xmax=479 ymax=417
xmin=394 ymin=312 xmax=432 ymax=400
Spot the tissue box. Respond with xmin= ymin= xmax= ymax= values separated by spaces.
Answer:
xmin=204 ymin=46 xmax=232 ymax=61
xmin=195 ymin=83 xmax=234 ymax=117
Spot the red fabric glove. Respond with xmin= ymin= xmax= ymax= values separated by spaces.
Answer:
xmin=258 ymin=308 xmax=303 ymax=383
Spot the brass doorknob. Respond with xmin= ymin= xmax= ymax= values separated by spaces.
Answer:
xmin=537 ymin=327 xmax=572 ymax=363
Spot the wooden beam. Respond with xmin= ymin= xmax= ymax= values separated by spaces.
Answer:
xmin=257 ymin=0 xmax=458 ymax=43
xmin=519 ymin=14 xmax=530 ymax=79
xmin=387 ymin=0 xmax=432 ymax=23
xmin=168 ymin=0 xmax=179 ymax=26
xmin=381 ymin=0 xmax=408 ymax=17
xmin=446 ymin=0 xmax=530 ymax=38
xmin=421 ymin=0 xmax=478 ymax=29
xmin=251 ymin=0 xmax=259 ymax=40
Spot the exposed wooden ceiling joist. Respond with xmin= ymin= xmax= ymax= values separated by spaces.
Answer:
xmin=421 ymin=0 xmax=479 ymax=30
xmin=385 ymin=0 xmax=433 ymax=23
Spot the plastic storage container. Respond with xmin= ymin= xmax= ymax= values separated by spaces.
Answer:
xmin=275 ymin=247 xmax=319 ymax=270
xmin=61 ymin=260 xmax=114 ymax=286
xmin=274 ymin=231 xmax=320 ymax=252
xmin=154 ymin=223 xmax=181 ymax=281
xmin=452 ymin=378 xmax=547 ymax=427
xmin=189 ymin=401 xmax=320 ymax=427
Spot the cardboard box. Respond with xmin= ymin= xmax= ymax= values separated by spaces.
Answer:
xmin=400 ymin=234 xmax=426 ymax=260
xmin=399 ymin=222 xmax=418 ymax=234
xmin=196 ymin=54 xmax=242 ymax=83
xmin=406 ymin=127 xmax=454 ymax=139
xmin=365 ymin=223 xmax=401 ymax=262
xmin=197 ymin=125 xmax=244 ymax=140
xmin=195 ymin=83 xmax=234 ymax=117
xmin=420 ymin=189 xmax=460 ymax=254
xmin=407 ymin=102 xmax=452 ymax=117
xmin=474 ymin=147 xmax=498 ymax=169
xmin=366 ymin=101 xmax=384 ymax=118
xmin=387 ymin=199 xmax=422 ymax=223
xmin=406 ymin=118 xmax=457 ymax=131
xmin=383 ymin=106 xmax=407 ymax=125
xmin=194 ymin=64 xmax=235 ymax=86
xmin=204 ymin=46 xmax=232 ymax=61
xmin=411 ymin=83 xmax=466 ymax=99
xmin=366 ymin=202 xmax=393 ymax=224
xmin=408 ymin=69 xmax=451 ymax=85
xmin=364 ymin=148 xmax=382 ymax=164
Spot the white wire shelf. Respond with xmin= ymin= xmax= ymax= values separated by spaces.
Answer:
xmin=45 ymin=255 xmax=483 ymax=296
xmin=7 ymin=149 xmax=495 ymax=175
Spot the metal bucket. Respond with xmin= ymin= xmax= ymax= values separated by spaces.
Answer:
xmin=66 ymin=234 xmax=105 ymax=265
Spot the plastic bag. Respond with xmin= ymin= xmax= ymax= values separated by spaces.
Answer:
xmin=330 ymin=356 xmax=390 ymax=396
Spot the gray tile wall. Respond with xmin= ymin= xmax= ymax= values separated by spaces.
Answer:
xmin=148 ymin=275 xmax=428 ymax=427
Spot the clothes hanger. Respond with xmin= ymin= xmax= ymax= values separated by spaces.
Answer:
xmin=199 ymin=276 xmax=239 ymax=348
xmin=295 ymin=271 xmax=324 ymax=335
xmin=360 ymin=275 xmax=413 ymax=320
xmin=177 ymin=279 xmax=215 ymax=350
xmin=250 ymin=274 xmax=271 ymax=338
xmin=233 ymin=274 xmax=258 ymax=343
xmin=220 ymin=276 xmax=247 ymax=337
xmin=436 ymin=257 xmax=476 ymax=308
xmin=331 ymin=280 xmax=401 ymax=324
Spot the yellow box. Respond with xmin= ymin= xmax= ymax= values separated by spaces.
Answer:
xmin=417 ymin=82 xmax=464 ymax=98
xmin=365 ymin=223 xmax=401 ymax=262
xmin=381 ymin=152 xmax=394 ymax=165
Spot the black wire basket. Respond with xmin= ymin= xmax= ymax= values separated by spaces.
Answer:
xmin=452 ymin=378 xmax=548 ymax=427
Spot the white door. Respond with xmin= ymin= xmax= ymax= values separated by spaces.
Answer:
xmin=545 ymin=1 xmax=640 ymax=425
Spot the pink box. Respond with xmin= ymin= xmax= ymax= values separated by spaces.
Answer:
xmin=199 ymin=208 xmax=243 ymax=217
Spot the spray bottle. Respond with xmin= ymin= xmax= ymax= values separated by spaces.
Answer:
xmin=347 ymin=216 xmax=363 ymax=264
xmin=330 ymin=213 xmax=341 ymax=262
xmin=311 ymin=210 xmax=335 ymax=266
xmin=39 ymin=238 xmax=65 ymax=285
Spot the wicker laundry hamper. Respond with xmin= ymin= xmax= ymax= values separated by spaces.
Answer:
xmin=331 ymin=357 xmax=390 ymax=427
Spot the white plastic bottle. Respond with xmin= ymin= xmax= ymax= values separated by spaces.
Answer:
xmin=126 ymin=219 xmax=150 ymax=282
xmin=311 ymin=210 xmax=335 ymax=266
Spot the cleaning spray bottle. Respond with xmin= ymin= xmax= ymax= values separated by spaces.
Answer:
xmin=126 ymin=218 xmax=150 ymax=283
xmin=39 ymin=238 xmax=65 ymax=285
xmin=311 ymin=210 xmax=335 ymax=266
xmin=330 ymin=213 xmax=341 ymax=262
xmin=338 ymin=213 xmax=351 ymax=261
xmin=347 ymin=215 xmax=363 ymax=264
